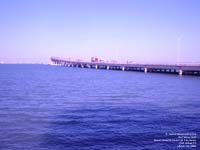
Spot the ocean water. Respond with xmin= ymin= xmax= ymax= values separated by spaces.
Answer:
xmin=0 ymin=64 xmax=199 ymax=150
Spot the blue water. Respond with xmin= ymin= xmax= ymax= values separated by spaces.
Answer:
xmin=0 ymin=64 xmax=199 ymax=150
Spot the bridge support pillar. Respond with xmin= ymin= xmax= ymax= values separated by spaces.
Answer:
xmin=179 ymin=69 xmax=183 ymax=76
xmin=107 ymin=66 xmax=109 ymax=70
xmin=144 ymin=67 xmax=148 ymax=73
xmin=95 ymin=65 xmax=98 ymax=69
xmin=122 ymin=66 xmax=125 ymax=71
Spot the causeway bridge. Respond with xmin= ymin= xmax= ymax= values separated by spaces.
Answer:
xmin=50 ymin=57 xmax=200 ymax=76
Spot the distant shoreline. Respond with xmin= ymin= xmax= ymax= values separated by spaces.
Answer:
xmin=0 ymin=63 xmax=48 ymax=65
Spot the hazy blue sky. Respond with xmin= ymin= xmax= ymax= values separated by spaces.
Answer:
xmin=0 ymin=0 xmax=200 ymax=63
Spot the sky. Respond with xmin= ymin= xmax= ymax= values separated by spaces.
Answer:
xmin=0 ymin=0 xmax=200 ymax=64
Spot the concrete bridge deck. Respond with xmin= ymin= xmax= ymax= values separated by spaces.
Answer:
xmin=50 ymin=57 xmax=200 ymax=76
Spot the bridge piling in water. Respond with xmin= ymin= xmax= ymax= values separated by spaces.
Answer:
xmin=179 ymin=69 xmax=183 ymax=76
xmin=144 ymin=67 xmax=148 ymax=73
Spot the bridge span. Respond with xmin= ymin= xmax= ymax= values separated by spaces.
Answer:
xmin=50 ymin=57 xmax=200 ymax=76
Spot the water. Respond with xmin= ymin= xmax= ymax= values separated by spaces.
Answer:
xmin=0 ymin=64 xmax=199 ymax=150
